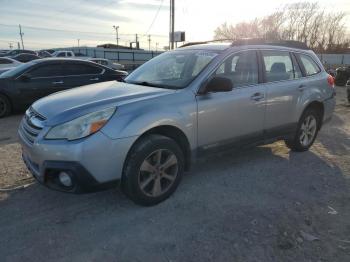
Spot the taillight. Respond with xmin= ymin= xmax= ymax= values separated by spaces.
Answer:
xmin=327 ymin=75 xmax=335 ymax=88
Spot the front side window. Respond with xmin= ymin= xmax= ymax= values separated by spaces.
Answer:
xmin=215 ymin=50 xmax=258 ymax=87
xmin=125 ymin=50 xmax=218 ymax=89
xmin=28 ymin=64 xmax=63 ymax=78
xmin=299 ymin=54 xmax=320 ymax=76
xmin=0 ymin=58 xmax=11 ymax=64
xmin=262 ymin=51 xmax=295 ymax=82
xmin=57 ymin=52 xmax=66 ymax=57
xmin=67 ymin=52 xmax=72 ymax=57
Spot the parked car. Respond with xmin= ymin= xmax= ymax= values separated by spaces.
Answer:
xmin=18 ymin=40 xmax=335 ymax=206
xmin=51 ymin=50 xmax=75 ymax=58
xmin=0 ymin=49 xmax=37 ymax=57
xmin=12 ymin=53 xmax=41 ymax=63
xmin=0 ymin=57 xmax=22 ymax=69
xmin=37 ymin=50 xmax=52 ymax=58
xmin=0 ymin=58 xmax=128 ymax=117
xmin=89 ymin=58 xmax=125 ymax=70
xmin=335 ymin=66 xmax=350 ymax=86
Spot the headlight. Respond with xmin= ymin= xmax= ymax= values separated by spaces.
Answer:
xmin=45 ymin=107 xmax=116 ymax=141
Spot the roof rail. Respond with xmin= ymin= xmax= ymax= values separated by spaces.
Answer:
xmin=179 ymin=39 xmax=231 ymax=48
xmin=231 ymin=38 xmax=310 ymax=50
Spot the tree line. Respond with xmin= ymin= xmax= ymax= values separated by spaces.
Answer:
xmin=214 ymin=2 xmax=349 ymax=53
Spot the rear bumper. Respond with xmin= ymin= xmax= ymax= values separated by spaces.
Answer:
xmin=322 ymin=95 xmax=336 ymax=124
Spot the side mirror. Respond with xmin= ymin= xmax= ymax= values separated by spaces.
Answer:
xmin=19 ymin=73 xmax=31 ymax=82
xmin=201 ymin=76 xmax=233 ymax=94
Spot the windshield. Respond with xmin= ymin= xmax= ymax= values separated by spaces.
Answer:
xmin=125 ymin=50 xmax=218 ymax=89
xmin=0 ymin=61 xmax=36 ymax=78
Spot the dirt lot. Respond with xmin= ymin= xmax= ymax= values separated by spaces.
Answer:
xmin=0 ymin=87 xmax=349 ymax=262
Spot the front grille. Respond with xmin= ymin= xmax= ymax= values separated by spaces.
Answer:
xmin=20 ymin=107 xmax=46 ymax=144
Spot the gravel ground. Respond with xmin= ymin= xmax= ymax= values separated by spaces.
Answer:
xmin=0 ymin=87 xmax=349 ymax=262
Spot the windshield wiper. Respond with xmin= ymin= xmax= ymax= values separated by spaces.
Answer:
xmin=128 ymin=81 xmax=162 ymax=88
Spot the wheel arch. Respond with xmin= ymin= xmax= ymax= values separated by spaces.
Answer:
xmin=301 ymin=100 xmax=324 ymax=128
xmin=125 ymin=125 xmax=192 ymax=171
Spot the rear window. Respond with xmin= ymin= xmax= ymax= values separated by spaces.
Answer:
xmin=299 ymin=54 xmax=320 ymax=76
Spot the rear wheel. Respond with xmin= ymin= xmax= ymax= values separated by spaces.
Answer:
xmin=285 ymin=108 xmax=321 ymax=152
xmin=0 ymin=94 xmax=11 ymax=118
xmin=122 ymin=134 xmax=184 ymax=206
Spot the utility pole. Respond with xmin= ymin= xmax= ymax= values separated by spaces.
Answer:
xmin=77 ymin=39 xmax=80 ymax=48
xmin=135 ymin=34 xmax=139 ymax=49
xmin=17 ymin=42 xmax=20 ymax=49
xmin=19 ymin=24 xmax=24 ymax=49
xmin=170 ymin=0 xmax=175 ymax=50
xmin=156 ymin=42 xmax=159 ymax=52
xmin=148 ymin=35 xmax=151 ymax=51
xmin=113 ymin=25 xmax=119 ymax=47
xmin=9 ymin=43 xmax=13 ymax=50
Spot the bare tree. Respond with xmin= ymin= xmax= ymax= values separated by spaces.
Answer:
xmin=213 ymin=1 xmax=349 ymax=52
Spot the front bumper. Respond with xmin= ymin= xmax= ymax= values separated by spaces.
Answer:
xmin=19 ymin=129 xmax=138 ymax=193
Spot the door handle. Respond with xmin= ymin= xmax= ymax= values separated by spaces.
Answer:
xmin=251 ymin=93 xmax=264 ymax=101
xmin=90 ymin=77 xmax=99 ymax=81
xmin=52 ymin=81 xmax=64 ymax=85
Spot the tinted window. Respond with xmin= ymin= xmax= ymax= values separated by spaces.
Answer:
xmin=0 ymin=58 xmax=12 ymax=64
xmin=60 ymin=63 xmax=103 ymax=75
xmin=67 ymin=52 xmax=72 ymax=57
xmin=57 ymin=52 xmax=66 ymax=57
xmin=29 ymin=64 xmax=63 ymax=77
xmin=215 ymin=51 xmax=258 ymax=87
xmin=299 ymin=54 xmax=320 ymax=76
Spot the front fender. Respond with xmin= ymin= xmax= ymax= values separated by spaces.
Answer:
xmin=101 ymin=92 xmax=197 ymax=150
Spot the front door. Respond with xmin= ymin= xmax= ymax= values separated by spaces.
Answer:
xmin=196 ymin=50 xmax=266 ymax=152
xmin=14 ymin=63 xmax=65 ymax=106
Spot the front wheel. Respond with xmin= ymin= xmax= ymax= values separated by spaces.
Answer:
xmin=285 ymin=108 xmax=321 ymax=152
xmin=122 ymin=134 xmax=184 ymax=206
xmin=0 ymin=94 xmax=11 ymax=118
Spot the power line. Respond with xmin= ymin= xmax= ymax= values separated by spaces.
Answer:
xmin=0 ymin=23 xmax=169 ymax=38
xmin=143 ymin=0 xmax=165 ymax=36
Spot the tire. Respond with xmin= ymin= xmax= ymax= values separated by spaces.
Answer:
xmin=0 ymin=94 xmax=11 ymax=118
xmin=285 ymin=108 xmax=321 ymax=152
xmin=122 ymin=134 xmax=185 ymax=206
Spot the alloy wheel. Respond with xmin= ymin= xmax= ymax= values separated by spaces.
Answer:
xmin=299 ymin=115 xmax=317 ymax=147
xmin=138 ymin=149 xmax=179 ymax=197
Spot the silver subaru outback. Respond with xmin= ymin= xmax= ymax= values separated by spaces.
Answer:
xmin=19 ymin=40 xmax=336 ymax=206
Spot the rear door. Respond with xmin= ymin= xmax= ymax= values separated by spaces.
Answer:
xmin=260 ymin=50 xmax=304 ymax=138
xmin=59 ymin=62 xmax=105 ymax=89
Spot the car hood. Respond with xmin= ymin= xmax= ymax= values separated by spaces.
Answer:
xmin=32 ymin=81 xmax=175 ymax=125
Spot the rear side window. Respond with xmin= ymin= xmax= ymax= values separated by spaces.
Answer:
xmin=215 ymin=50 xmax=258 ymax=87
xmin=57 ymin=52 xmax=66 ymax=57
xmin=261 ymin=51 xmax=295 ymax=82
xmin=67 ymin=52 xmax=72 ymax=57
xmin=299 ymin=54 xmax=320 ymax=76
xmin=61 ymin=64 xmax=103 ymax=75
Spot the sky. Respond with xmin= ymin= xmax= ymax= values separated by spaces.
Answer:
xmin=0 ymin=0 xmax=349 ymax=50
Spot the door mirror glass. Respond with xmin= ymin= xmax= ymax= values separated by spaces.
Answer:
xmin=203 ymin=76 xmax=233 ymax=94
